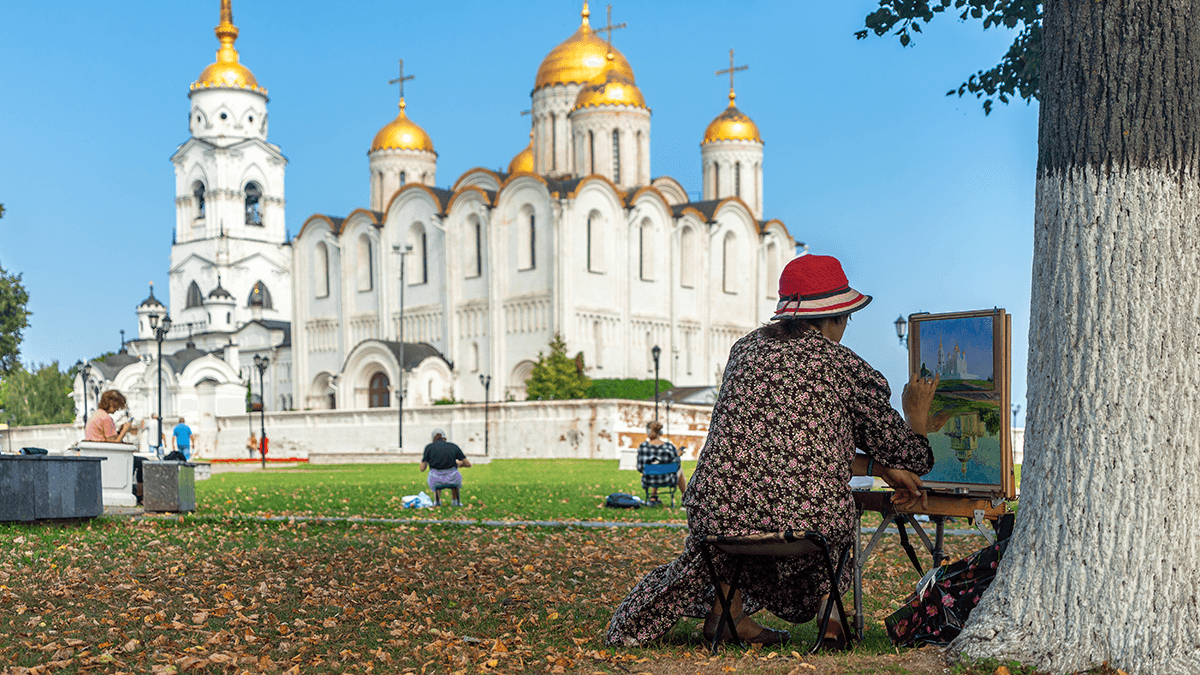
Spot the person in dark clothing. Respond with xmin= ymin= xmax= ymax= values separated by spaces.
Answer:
xmin=420 ymin=428 xmax=471 ymax=506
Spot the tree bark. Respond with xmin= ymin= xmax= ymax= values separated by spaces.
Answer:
xmin=953 ymin=2 xmax=1200 ymax=673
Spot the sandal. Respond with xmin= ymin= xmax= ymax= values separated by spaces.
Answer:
xmin=703 ymin=612 xmax=789 ymax=646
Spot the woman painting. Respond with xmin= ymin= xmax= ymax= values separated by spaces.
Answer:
xmin=606 ymin=255 xmax=938 ymax=648
xmin=85 ymin=390 xmax=135 ymax=443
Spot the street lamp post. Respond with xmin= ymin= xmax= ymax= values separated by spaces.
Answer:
xmin=254 ymin=355 xmax=269 ymax=468
xmin=894 ymin=315 xmax=908 ymax=347
xmin=651 ymin=345 xmax=662 ymax=421
xmin=479 ymin=374 xmax=491 ymax=456
xmin=393 ymin=244 xmax=413 ymax=450
xmin=149 ymin=312 xmax=173 ymax=458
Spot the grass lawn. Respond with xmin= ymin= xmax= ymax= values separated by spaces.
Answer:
xmin=0 ymin=460 xmax=1105 ymax=674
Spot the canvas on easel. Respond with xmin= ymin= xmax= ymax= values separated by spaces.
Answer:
xmin=908 ymin=308 xmax=1015 ymax=502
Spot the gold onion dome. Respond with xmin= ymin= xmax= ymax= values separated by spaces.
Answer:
xmin=191 ymin=0 xmax=266 ymax=95
xmin=572 ymin=54 xmax=647 ymax=111
xmin=703 ymin=93 xmax=762 ymax=144
xmin=535 ymin=3 xmax=636 ymax=91
xmin=508 ymin=136 xmax=535 ymax=174
xmin=371 ymin=100 xmax=436 ymax=153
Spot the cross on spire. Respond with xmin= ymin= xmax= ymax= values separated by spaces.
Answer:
xmin=595 ymin=4 xmax=626 ymax=49
xmin=716 ymin=48 xmax=748 ymax=106
xmin=389 ymin=59 xmax=414 ymax=109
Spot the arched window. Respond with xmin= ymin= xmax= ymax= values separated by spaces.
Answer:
xmin=315 ymin=242 xmax=330 ymax=298
xmin=734 ymin=163 xmax=741 ymax=198
xmin=475 ymin=220 xmax=483 ymax=277
xmin=638 ymin=221 xmax=652 ymax=281
xmin=713 ymin=163 xmax=721 ymax=196
xmin=612 ymin=129 xmax=621 ymax=184
xmin=368 ymin=372 xmax=390 ymax=408
xmin=588 ymin=131 xmax=595 ymax=175
xmin=420 ymin=230 xmax=428 ymax=284
xmin=192 ymin=182 xmax=206 ymax=220
xmin=408 ymin=224 xmax=428 ymax=285
xmin=466 ymin=217 xmax=483 ymax=278
xmin=399 ymin=171 xmax=407 ymax=186
xmin=519 ymin=208 xmax=536 ymax=270
xmin=471 ymin=342 xmax=479 ymax=372
xmin=248 ymin=281 xmax=273 ymax=309
xmin=186 ymin=281 xmax=203 ymax=308
xmin=244 ymin=182 xmax=263 ymax=226
xmin=680 ymin=227 xmax=695 ymax=288
xmin=550 ymin=113 xmax=558 ymax=170
xmin=586 ymin=214 xmax=603 ymax=272
xmin=356 ymin=234 xmax=373 ymax=292
xmin=722 ymin=232 xmax=737 ymax=294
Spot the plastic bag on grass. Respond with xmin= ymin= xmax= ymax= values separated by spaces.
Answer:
xmin=402 ymin=491 xmax=434 ymax=509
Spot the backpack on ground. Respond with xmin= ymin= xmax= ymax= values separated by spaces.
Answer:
xmin=605 ymin=493 xmax=643 ymax=509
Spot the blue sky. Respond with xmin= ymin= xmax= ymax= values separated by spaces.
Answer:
xmin=0 ymin=1 xmax=1037 ymax=425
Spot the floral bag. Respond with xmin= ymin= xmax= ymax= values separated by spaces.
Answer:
xmin=885 ymin=538 xmax=1008 ymax=647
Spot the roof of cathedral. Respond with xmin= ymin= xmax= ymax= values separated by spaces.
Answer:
xmin=90 ymin=349 xmax=142 ymax=380
xmin=508 ymin=139 xmax=534 ymax=174
xmin=166 ymin=340 xmax=210 ymax=371
xmin=139 ymin=284 xmax=165 ymax=309
xmin=191 ymin=0 xmax=267 ymax=96
xmin=671 ymin=200 xmax=722 ymax=222
xmin=535 ymin=3 xmax=636 ymax=91
xmin=380 ymin=341 xmax=448 ymax=371
xmin=207 ymin=279 xmax=234 ymax=301
xmin=370 ymin=100 xmax=436 ymax=154
xmin=703 ymin=95 xmax=762 ymax=145
xmin=571 ymin=53 xmax=647 ymax=112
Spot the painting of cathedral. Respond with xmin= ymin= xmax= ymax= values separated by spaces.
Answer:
xmin=909 ymin=311 xmax=1011 ymax=493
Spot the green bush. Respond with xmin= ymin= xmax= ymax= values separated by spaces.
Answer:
xmin=586 ymin=378 xmax=674 ymax=400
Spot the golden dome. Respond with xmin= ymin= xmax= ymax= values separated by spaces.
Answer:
xmin=535 ymin=3 xmax=636 ymax=91
xmin=371 ymin=100 xmax=436 ymax=154
xmin=508 ymin=136 xmax=534 ymax=174
xmin=572 ymin=54 xmax=647 ymax=111
xmin=190 ymin=0 xmax=267 ymax=96
xmin=703 ymin=93 xmax=762 ymax=144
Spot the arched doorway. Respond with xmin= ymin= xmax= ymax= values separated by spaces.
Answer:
xmin=368 ymin=372 xmax=390 ymax=408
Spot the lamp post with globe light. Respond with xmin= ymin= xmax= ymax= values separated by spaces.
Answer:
xmin=894 ymin=315 xmax=908 ymax=347
xmin=479 ymin=374 xmax=491 ymax=456
xmin=149 ymin=312 xmax=173 ymax=456
xmin=254 ymin=355 xmax=269 ymax=468
xmin=652 ymin=345 xmax=662 ymax=420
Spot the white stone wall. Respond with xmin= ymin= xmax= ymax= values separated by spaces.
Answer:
xmin=701 ymin=140 xmax=764 ymax=219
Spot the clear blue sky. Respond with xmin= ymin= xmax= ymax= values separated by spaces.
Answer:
xmin=0 ymin=1 xmax=1037 ymax=425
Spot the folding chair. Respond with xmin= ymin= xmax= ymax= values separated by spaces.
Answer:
xmin=432 ymin=483 xmax=462 ymax=506
xmin=698 ymin=531 xmax=854 ymax=655
xmin=640 ymin=461 xmax=681 ymax=507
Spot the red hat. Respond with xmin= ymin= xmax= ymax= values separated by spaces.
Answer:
xmin=771 ymin=255 xmax=872 ymax=320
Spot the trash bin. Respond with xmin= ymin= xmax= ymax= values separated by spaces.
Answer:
xmin=143 ymin=461 xmax=196 ymax=513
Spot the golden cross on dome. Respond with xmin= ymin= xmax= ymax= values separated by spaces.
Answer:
xmin=716 ymin=48 xmax=748 ymax=105
xmin=595 ymin=4 xmax=626 ymax=48
xmin=389 ymin=59 xmax=415 ymax=107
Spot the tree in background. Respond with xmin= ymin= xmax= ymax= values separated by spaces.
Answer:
xmin=858 ymin=0 xmax=1041 ymax=114
xmin=525 ymin=333 xmax=590 ymax=401
xmin=0 ymin=362 xmax=74 ymax=426
xmin=0 ymin=263 xmax=30 ymax=375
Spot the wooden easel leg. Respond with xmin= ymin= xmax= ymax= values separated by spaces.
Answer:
xmin=853 ymin=506 xmax=864 ymax=641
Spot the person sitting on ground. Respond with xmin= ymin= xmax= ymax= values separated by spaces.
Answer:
xmin=171 ymin=417 xmax=194 ymax=460
xmin=637 ymin=420 xmax=686 ymax=505
xmin=606 ymin=254 xmax=937 ymax=649
xmin=86 ymin=390 xmax=135 ymax=443
xmin=419 ymin=428 xmax=471 ymax=506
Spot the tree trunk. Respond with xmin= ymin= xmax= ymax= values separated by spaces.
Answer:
xmin=953 ymin=2 xmax=1200 ymax=673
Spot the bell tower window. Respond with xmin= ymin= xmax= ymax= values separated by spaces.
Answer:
xmin=192 ymin=182 xmax=206 ymax=220
xmin=244 ymin=182 xmax=263 ymax=226
xmin=186 ymin=281 xmax=203 ymax=309
xmin=612 ymin=129 xmax=621 ymax=184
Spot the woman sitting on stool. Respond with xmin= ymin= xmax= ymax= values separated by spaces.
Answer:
xmin=637 ymin=420 xmax=686 ymax=505
xmin=420 ymin=428 xmax=471 ymax=506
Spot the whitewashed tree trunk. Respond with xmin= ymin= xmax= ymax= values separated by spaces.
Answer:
xmin=953 ymin=2 xmax=1200 ymax=673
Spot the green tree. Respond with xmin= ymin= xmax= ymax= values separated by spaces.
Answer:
xmin=857 ymin=0 xmax=1042 ymax=114
xmin=0 ymin=362 xmax=75 ymax=426
xmin=525 ymin=333 xmax=590 ymax=401
xmin=0 ymin=262 xmax=30 ymax=374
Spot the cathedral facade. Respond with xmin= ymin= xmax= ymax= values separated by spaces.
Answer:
xmin=291 ymin=3 xmax=795 ymax=410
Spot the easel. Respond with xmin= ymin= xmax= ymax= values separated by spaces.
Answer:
xmin=850 ymin=490 xmax=1011 ymax=641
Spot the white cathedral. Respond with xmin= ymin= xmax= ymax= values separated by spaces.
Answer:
xmin=76 ymin=1 xmax=796 ymax=443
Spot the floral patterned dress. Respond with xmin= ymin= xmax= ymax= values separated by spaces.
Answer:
xmin=606 ymin=328 xmax=933 ymax=646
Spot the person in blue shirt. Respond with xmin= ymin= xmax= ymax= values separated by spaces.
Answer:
xmin=172 ymin=418 xmax=194 ymax=460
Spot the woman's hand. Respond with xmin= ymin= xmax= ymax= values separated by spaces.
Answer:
xmin=902 ymin=373 xmax=939 ymax=435
xmin=879 ymin=466 xmax=927 ymax=511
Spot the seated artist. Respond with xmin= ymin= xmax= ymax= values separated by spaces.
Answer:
xmin=86 ymin=390 xmax=136 ymax=443
xmin=419 ymin=428 xmax=471 ymax=506
xmin=606 ymin=254 xmax=937 ymax=649
xmin=637 ymin=420 xmax=686 ymax=505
